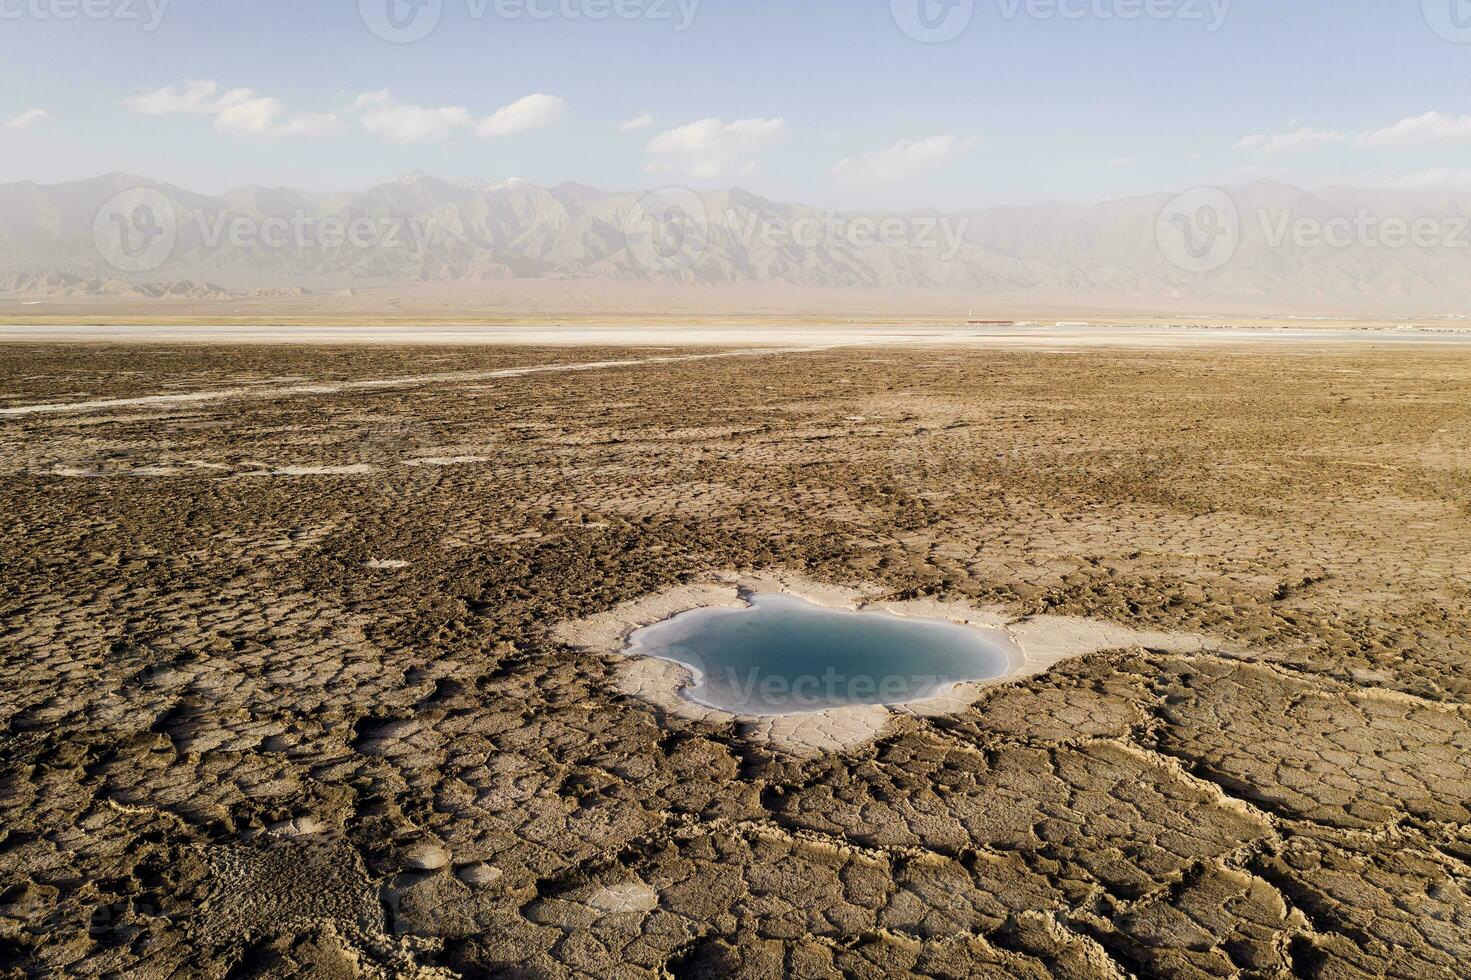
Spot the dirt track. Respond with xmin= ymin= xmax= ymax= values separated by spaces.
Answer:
xmin=1 ymin=341 xmax=1468 ymax=978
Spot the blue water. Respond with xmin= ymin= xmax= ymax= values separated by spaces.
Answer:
xmin=624 ymin=593 xmax=1011 ymax=715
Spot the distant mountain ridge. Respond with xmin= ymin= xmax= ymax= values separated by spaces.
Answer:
xmin=4 ymin=173 xmax=1471 ymax=313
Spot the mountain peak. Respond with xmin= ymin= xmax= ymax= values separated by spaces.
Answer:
xmin=5 ymin=173 xmax=1471 ymax=313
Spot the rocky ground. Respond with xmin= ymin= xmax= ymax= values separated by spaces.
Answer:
xmin=0 ymin=341 xmax=1467 ymax=978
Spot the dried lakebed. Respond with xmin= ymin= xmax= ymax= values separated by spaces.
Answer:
xmin=2 ymin=342 xmax=1470 ymax=978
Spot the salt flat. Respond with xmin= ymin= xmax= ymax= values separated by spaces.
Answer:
xmin=5 ymin=320 xmax=1471 ymax=348
xmin=1 ymin=340 xmax=1468 ymax=977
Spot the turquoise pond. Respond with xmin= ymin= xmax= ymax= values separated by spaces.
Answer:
xmin=623 ymin=593 xmax=1011 ymax=715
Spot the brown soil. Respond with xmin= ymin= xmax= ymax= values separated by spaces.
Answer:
xmin=0 ymin=342 xmax=1467 ymax=978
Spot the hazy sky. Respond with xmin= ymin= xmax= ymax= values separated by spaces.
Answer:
xmin=5 ymin=0 xmax=1471 ymax=207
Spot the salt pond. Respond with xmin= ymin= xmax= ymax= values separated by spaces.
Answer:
xmin=623 ymin=593 xmax=1011 ymax=715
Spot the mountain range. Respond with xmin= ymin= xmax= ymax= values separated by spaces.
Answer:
xmin=3 ymin=172 xmax=1471 ymax=314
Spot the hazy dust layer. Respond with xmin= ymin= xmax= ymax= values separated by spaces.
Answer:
xmin=0 ymin=343 xmax=1468 ymax=978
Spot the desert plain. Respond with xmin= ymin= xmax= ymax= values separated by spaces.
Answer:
xmin=0 ymin=325 xmax=1469 ymax=978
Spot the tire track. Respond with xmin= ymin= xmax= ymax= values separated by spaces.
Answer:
xmin=0 ymin=345 xmax=845 ymax=418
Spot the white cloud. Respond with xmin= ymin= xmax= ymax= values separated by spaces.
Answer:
xmin=829 ymin=135 xmax=977 ymax=187
xmin=5 ymin=108 xmax=50 ymax=129
xmin=476 ymin=93 xmax=567 ymax=137
xmin=212 ymin=92 xmax=288 ymax=136
xmin=276 ymin=112 xmax=347 ymax=138
xmin=114 ymin=80 xmax=559 ymax=148
xmin=618 ymin=111 xmax=655 ymax=132
xmin=1233 ymin=112 xmax=1471 ymax=156
xmin=1097 ymin=157 xmax=1134 ymax=168
xmin=350 ymin=90 xmax=472 ymax=143
xmin=1359 ymin=111 xmax=1471 ymax=150
xmin=349 ymin=90 xmax=566 ymax=143
xmin=123 ymin=79 xmax=224 ymax=116
xmin=125 ymin=79 xmax=339 ymax=138
xmin=1233 ymin=127 xmax=1346 ymax=154
xmin=644 ymin=117 xmax=786 ymax=179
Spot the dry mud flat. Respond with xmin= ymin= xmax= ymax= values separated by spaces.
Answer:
xmin=0 ymin=341 xmax=1468 ymax=978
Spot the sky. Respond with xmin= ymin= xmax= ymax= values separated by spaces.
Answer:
xmin=4 ymin=0 xmax=1471 ymax=209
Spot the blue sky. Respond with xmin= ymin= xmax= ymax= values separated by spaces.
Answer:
xmin=5 ymin=0 xmax=1471 ymax=207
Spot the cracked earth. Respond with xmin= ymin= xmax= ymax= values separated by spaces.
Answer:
xmin=0 ymin=342 xmax=1468 ymax=978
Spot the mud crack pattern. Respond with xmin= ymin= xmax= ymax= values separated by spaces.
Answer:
xmin=0 ymin=342 xmax=1468 ymax=977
